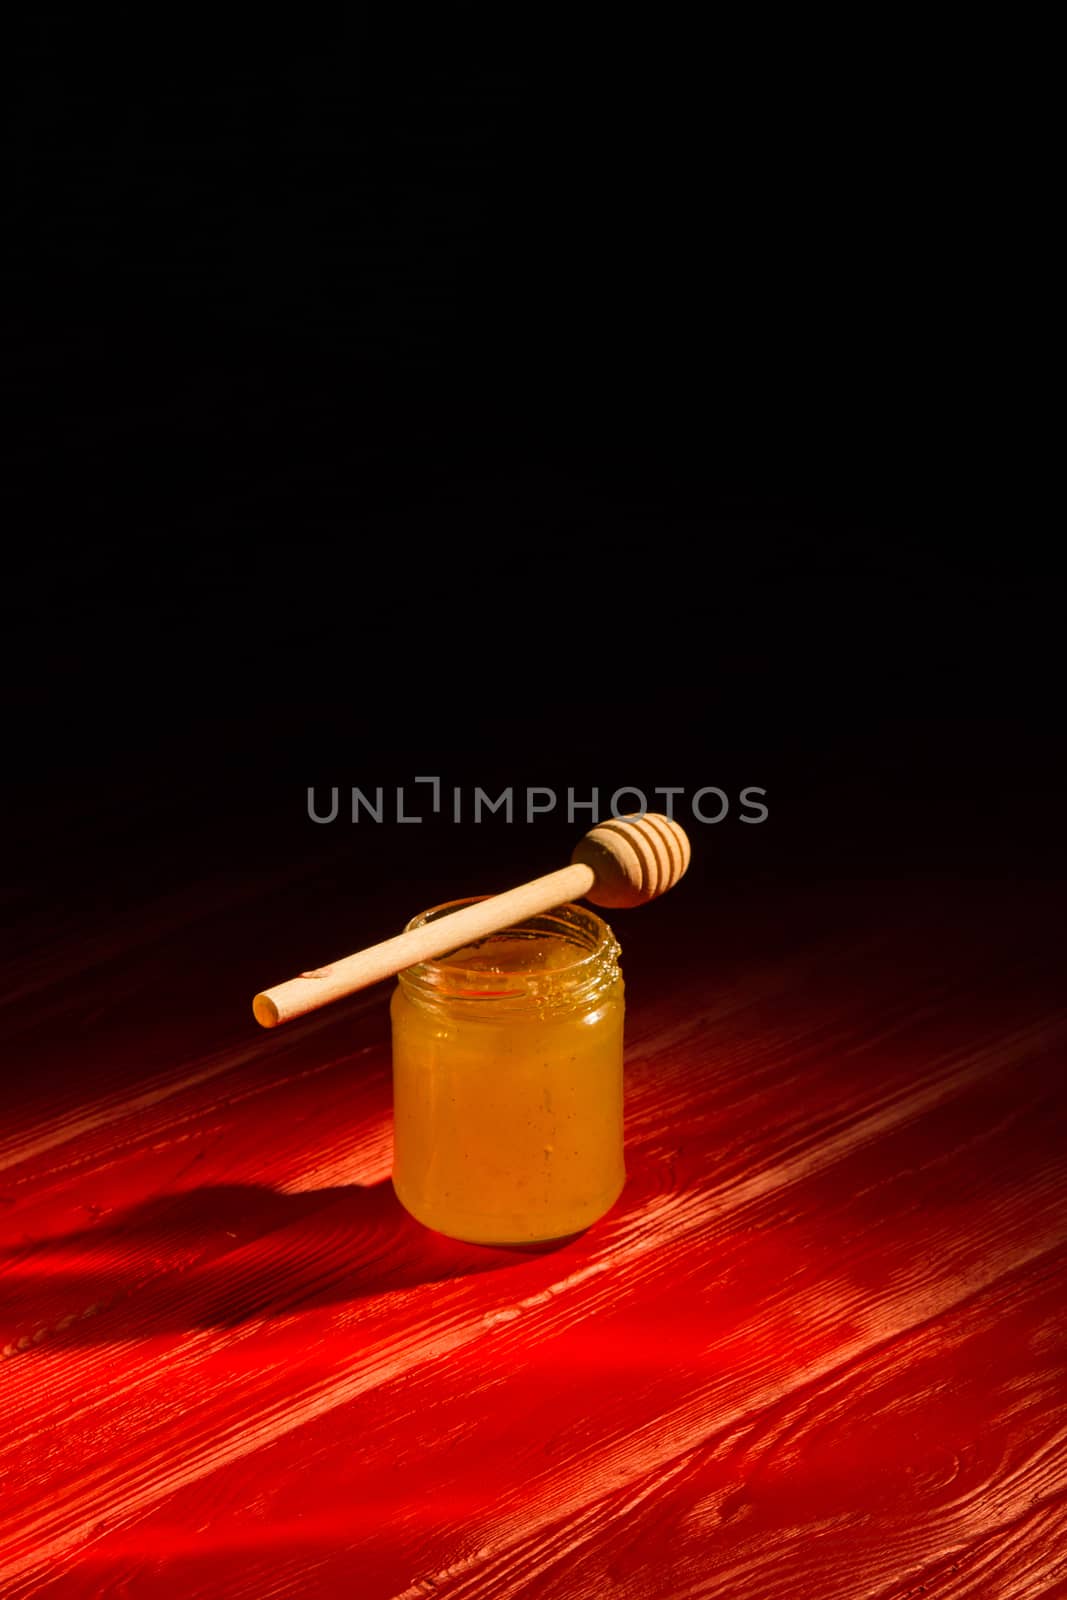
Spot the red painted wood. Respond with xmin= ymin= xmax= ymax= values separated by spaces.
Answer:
xmin=2 ymin=873 xmax=1065 ymax=1598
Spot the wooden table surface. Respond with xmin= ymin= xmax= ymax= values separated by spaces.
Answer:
xmin=2 ymin=855 xmax=1065 ymax=1599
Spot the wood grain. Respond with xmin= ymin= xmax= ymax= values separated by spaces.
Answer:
xmin=1 ymin=872 xmax=1065 ymax=1598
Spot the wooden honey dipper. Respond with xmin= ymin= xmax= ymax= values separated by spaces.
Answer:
xmin=253 ymin=813 xmax=691 ymax=1028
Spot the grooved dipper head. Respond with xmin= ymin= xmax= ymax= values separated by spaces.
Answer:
xmin=571 ymin=812 xmax=691 ymax=909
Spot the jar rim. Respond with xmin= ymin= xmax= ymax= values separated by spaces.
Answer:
xmin=397 ymin=898 xmax=620 ymax=1008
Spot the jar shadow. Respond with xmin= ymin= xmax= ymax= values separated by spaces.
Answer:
xmin=472 ymin=1232 xmax=588 ymax=1254
xmin=1 ymin=1179 xmax=581 ymax=1350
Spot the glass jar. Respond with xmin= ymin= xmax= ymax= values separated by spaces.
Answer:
xmin=390 ymin=899 xmax=625 ymax=1245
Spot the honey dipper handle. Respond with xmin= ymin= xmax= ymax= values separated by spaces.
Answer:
xmin=253 ymin=862 xmax=596 ymax=1028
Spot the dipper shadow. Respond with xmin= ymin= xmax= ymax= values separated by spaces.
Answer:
xmin=1 ymin=1180 xmax=579 ymax=1349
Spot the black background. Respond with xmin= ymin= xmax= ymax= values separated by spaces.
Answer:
xmin=3 ymin=17 xmax=1061 ymax=968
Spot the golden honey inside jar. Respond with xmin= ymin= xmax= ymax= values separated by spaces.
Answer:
xmin=390 ymin=900 xmax=625 ymax=1245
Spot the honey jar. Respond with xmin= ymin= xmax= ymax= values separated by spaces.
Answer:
xmin=390 ymin=899 xmax=625 ymax=1245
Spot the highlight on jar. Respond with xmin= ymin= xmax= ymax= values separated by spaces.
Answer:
xmin=251 ymin=813 xmax=692 ymax=1245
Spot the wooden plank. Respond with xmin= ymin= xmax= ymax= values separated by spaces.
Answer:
xmin=1 ymin=880 xmax=1064 ymax=1597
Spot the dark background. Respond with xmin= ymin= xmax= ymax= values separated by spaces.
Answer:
xmin=3 ymin=17 xmax=1061 ymax=989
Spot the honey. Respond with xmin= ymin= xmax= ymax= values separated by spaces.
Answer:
xmin=390 ymin=900 xmax=625 ymax=1245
